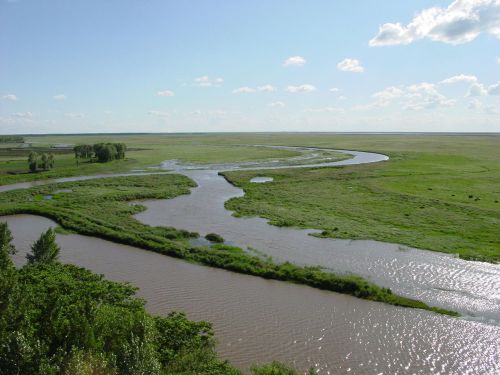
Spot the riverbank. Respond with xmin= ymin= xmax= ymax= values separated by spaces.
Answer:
xmin=221 ymin=139 xmax=500 ymax=263
xmin=0 ymin=174 xmax=456 ymax=316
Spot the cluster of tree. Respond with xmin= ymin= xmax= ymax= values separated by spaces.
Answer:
xmin=0 ymin=222 xmax=303 ymax=374
xmin=0 ymin=136 xmax=24 ymax=143
xmin=74 ymin=143 xmax=126 ymax=163
xmin=27 ymin=152 xmax=55 ymax=172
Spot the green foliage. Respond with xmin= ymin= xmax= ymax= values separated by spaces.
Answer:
xmin=28 ymin=151 xmax=38 ymax=172
xmin=73 ymin=145 xmax=94 ymax=160
xmin=73 ymin=143 xmax=127 ymax=163
xmin=0 ymin=222 xmax=16 ymax=271
xmin=0 ymin=262 xmax=241 ymax=375
xmin=27 ymin=152 xmax=55 ymax=172
xmin=0 ymin=175 xmax=456 ymax=315
xmin=205 ymin=233 xmax=225 ymax=243
xmin=251 ymin=361 xmax=316 ymax=375
xmin=26 ymin=228 xmax=60 ymax=265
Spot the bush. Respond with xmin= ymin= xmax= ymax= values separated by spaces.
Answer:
xmin=205 ymin=233 xmax=225 ymax=243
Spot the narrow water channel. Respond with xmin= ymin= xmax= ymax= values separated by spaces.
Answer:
xmin=3 ymin=214 xmax=499 ymax=374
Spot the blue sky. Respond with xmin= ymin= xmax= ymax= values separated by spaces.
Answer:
xmin=1 ymin=0 xmax=499 ymax=133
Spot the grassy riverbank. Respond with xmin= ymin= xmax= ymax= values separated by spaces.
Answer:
xmin=221 ymin=134 xmax=500 ymax=263
xmin=0 ymin=174 xmax=456 ymax=316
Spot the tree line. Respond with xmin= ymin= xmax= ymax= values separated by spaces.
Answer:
xmin=0 ymin=136 xmax=24 ymax=143
xmin=74 ymin=143 xmax=126 ymax=163
xmin=27 ymin=152 xmax=55 ymax=172
xmin=0 ymin=222 xmax=307 ymax=374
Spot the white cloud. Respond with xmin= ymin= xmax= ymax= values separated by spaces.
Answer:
xmin=257 ymin=84 xmax=276 ymax=92
xmin=488 ymin=81 xmax=500 ymax=95
xmin=233 ymin=84 xmax=277 ymax=94
xmin=233 ymin=86 xmax=256 ymax=94
xmin=283 ymin=56 xmax=306 ymax=67
xmin=496 ymin=57 xmax=500 ymax=63
xmin=467 ymin=82 xmax=488 ymax=96
xmin=53 ymin=94 xmax=67 ymax=101
xmin=269 ymin=101 xmax=285 ymax=108
xmin=338 ymin=95 xmax=347 ymax=100
xmin=1 ymin=94 xmax=17 ymax=101
xmin=193 ymin=76 xmax=223 ymax=87
xmin=337 ymin=58 xmax=364 ymax=73
xmin=12 ymin=112 xmax=34 ymax=118
xmin=468 ymin=98 xmax=483 ymax=109
xmin=65 ymin=112 xmax=85 ymax=119
xmin=157 ymin=90 xmax=175 ymax=97
xmin=286 ymin=84 xmax=317 ymax=93
xmin=364 ymin=82 xmax=454 ymax=110
xmin=373 ymin=86 xmax=405 ymax=101
xmin=329 ymin=87 xmax=340 ymax=92
xmin=406 ymin=82 xmax=455 ymax=109
xmin=148 ymin=110 xmax=170 ymax=118
xmin=440 ymin=74 xmax=478 ymax=84
xmin=304 ymin=106 xmax=344 ymax=113
xmin=369 ymin=0 xmax=500 ymax=46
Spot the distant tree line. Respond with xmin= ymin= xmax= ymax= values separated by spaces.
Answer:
xmin=74 ymin=143 xmax=126 ymax=163
xmin=0 ymin=135 xmax=24 ymax=143
xmin=27 ymin=152 xmax=55 ymax=172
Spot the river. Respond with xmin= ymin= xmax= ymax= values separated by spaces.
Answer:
xmin=1 ymin=147 xmax=499 ymax=374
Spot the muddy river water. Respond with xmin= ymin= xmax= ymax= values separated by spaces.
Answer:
xmin=1 ymin=147 xmax=499 ymax=374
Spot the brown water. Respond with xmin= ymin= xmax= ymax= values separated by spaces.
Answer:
xmin=135 ymin=154 xmax=500 ymax=323
xmin=3 ymin=214 xmax=500 ymax=374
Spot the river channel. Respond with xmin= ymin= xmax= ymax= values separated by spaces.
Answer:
xmin=1 ymin=147 xmax=499 ymax=374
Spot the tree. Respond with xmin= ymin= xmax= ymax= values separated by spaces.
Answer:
xmin=0 ymin=222 xmax=16 ymax=271
xmin=0 ymin=223 xmax=16 ymax=317
xmin=48 ymin=153 xmax=55 ymax=169
xmin=26 ymin=228 xmax=60 ymax=265
xmin=115 ymin=143 xmax=126 ymax=159
xmin=40 ymin=153 xmax=48 ymax=170
xmin=28 ymin=151 xmax=38 ymax=172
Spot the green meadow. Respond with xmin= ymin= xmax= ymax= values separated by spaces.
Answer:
xmin=1 ymin=132 xmax=498 ymax=262
xmin=0 ymin=174 xmax=453 ymax=315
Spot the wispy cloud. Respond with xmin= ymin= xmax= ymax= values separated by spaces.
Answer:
xmin=1 ymin=94 xmax=17 ymax=101
xmin=363 ymin=83 xmax=454 ymax=110
xmin=53 ymin=94 xmax=67 ymax=101
xmin=193 ymin=76 xmax=224 ymax=87
xmin=369 ymin=0 xmax=500 ymax=46
xmin=65 ymin=112 xmax=85 ymax=119
xmin=329 ymin=87 xmax=340 ymax=92
xmin=233 ymin=87 xmax=256 ymax=94
xmin=283 ymin=56 xmax=306 ymax=67
xmin=12 ymin=112 xmax=34 ymax=118
xmin=440 ymin=74 xmax=478 ymax=84
xmin=233 ymin=84 xmax=277 ymax=94
xmin=337 ymin=58 xmax=364 ymax=73
xmin=286 ymin=84 xmax=316 ymax=93
xmin=269 ymin=101 xmax=285 ymax=108
xmin=257 ymin=84 xmax=276 ymax=92
xmin=157 ymin=90 xmax=175 ymax=97
xmin=148 ymin=110 xmax=170 ymax=118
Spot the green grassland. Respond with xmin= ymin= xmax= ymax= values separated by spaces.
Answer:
xmin=1 ymin=132 xmax=498 ymax=262
xmin=0 ymin=135 xmax=303 ymax=185
xmin=220 ymin=134 xmax=500 ymax=263
xmin=0 ymin=174 xmax=455 ymax=315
